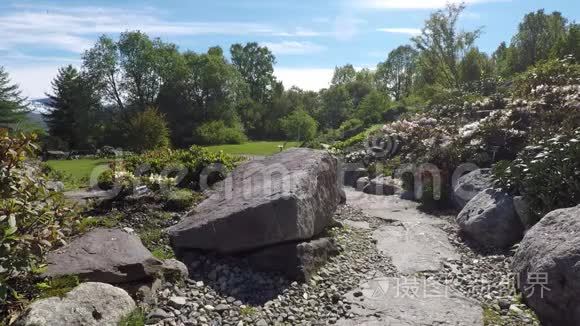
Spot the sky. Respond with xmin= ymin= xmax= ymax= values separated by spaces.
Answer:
xmin=1 ymin=0 xmax=578 ymax=99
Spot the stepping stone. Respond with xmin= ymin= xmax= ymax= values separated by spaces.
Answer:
xmin=337 ymin=277 xmax=483 ymax=325
xmin=373 ymin=222 xmax=459 ymax=274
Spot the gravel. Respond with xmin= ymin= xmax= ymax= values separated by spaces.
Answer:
xmin=147 ymin=204 xmax=396 ymax=325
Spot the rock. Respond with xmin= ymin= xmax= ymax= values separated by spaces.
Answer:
xmin=342 ymin=166 xmax=368 ymax=188
xmin=146 ymin=308 xmax=172 ymax=322
xmin=337 ymin=277 xmax=483 ymax=325
xmin=46 ymin=181 xmax=65 ymax=192
xmin=169 ymin=296 xmax=187 ymax=308
xmin=512 ymin=205 xmax=580 ymax=326
xmin=44 ymin=228 xmax=162 ymax=284
xmin=168 ymin=148 xmax=342 ymax=254
xmin=513 ymin=196 xmax=534 ymax=229
xmin=453 ymin=169 xmax=493 ymax=209
xmin=16 ymin=282 xmax=135 ymax=326
xmin=363 ymin=176 xmax=401 ymax=196
xmin=456 ymin=189 xmax=524 ymax=249
xmin=338 ymin=187 xmax=347 ymax=204
xmin=161 ymin=259 xmax=189 ymax=283
xmin=246 ymin=237 xmax=339 ymax=281
xmin=355 ymin=177 xmax=370 ymax=191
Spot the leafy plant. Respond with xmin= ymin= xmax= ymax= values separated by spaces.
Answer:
xmin=0 ymin=131 xmax=74 ymax=318
xmin=196 ymin=120 xmax=248 ymax=145
xmin=163 ymin=189 xmax=197 ymax=211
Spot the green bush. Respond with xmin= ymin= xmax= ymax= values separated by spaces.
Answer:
xmin=97 ymin=169 xmax=114 ymax=190
xmin=0 ymin=131 xmax=74 ymax=318
xmin=127 ymin=107 xmax=170 ymax=153
xmin=493 ymin=130 xmax=580 ymax=223
xmin=279 ymin=110 xmax=318 ymax=142
xmin=164 ymin=189 xmax=197 ymax=211
xmin=196 ymin=120 xmax=247 ymax=145
xmin=512 ymin=57 xmax=580 ymax=97
xmin=124 ymin=146 xmax=243 ymax=190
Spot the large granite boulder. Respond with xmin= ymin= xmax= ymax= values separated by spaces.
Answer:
xmin=453 ymin=169 xmax=493 ymax=209
xmin=16 ymin=282 xmax=135 ymax=326
xmin=45 ymin=228 xmax=162 ymax=284
xmin=456 ymin=188 xmax=524 ymax=249
xmin=512 ymin=205 xmax=580 ymax=326
xmin=168 ymin=148 xmax=342 ymax=254
xmin=363 ymin=176 xmax=402 ymax=196
xmin=246 ymin=237 xmax=339 ymax=281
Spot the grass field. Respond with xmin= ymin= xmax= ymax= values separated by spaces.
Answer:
xmin=45 ymin=141 xmax=299 ymax=190
xmin=45 ymin=159 xmax=110 ymax=190
xmin=205 ymin=141 xmax=300 ymax=155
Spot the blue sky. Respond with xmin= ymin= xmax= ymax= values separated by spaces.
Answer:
xmin=1 ymin=0 xmax=578 ymax=99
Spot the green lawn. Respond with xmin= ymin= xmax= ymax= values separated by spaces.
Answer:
xmin=204 ymin=141 xmax=300 ymax=155
xmin=45 ymin=159 xmax=110 ymax=190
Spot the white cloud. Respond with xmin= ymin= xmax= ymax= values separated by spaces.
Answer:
xmin=4 ymin=64 xmax=65 ymax=99
xmin=0 ymin=5 xmax=320 ymax=54
xmin=274 ymin=67 xmax=334 ymax=91
xmin=262 ymin=41 xmax=326 ymax=55
xmin=358 ymin=0 xmax=507 ymax=10
xmin=377 ymin=28 xmax=421 ymax=35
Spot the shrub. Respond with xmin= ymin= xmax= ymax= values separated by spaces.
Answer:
xmin=127 ymin=107 xmax=170 ymax=153
xmin=512 ymin=57 xmax=580 ymax=97
xmin=196 ymin=120 xmax=247 ymax=145
xmin=0 ymin=131 xmax=74 ymax=318
xmin=279 ymin=110 xmax=318 ymax=142
xmin=337 ymin=118 xmax=364 ymax=140
xmin=124 ymin=146 xmax=243 ymax=190
xmin=493 ymin=130 xmax=580 ymax=223
xmin=163 ymin=189 xmax=197 ymax=211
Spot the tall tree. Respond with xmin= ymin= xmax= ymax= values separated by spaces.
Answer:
xmin=552 ymin=23 xmax=580 ymax=62
xmin=459 ymin=48 xmax=493 ymax=84
xmin=376 ymin=45 xmax=418 ymax=100
xmin=230 ymin=42 xmax=276 ymax=103
xmin=44 ymin=65 xmax=101 ymax=149
xmin=412 ymin=3 xmax=481 ymax=88
xmin=331 ymin=64 xmax=356 ymax=86
xmin=0 ymin=66 xmax=27 ymax=125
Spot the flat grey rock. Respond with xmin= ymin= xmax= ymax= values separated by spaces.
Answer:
xmin=16 ymin=282 xmax=135 ymax=326
xmin=342 ymin=220 xmax=371 ymax=230
xmin=45 ymin=228 xmax=162 ymax=284
xmin=337 ymin=277 xmax=483 ymax=326
xmin=373 ymin=222 xmax=459 ymax=274
xmin=168 ymin=148 xmax=342 ymax=254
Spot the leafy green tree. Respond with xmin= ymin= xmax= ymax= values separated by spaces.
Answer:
xmin=376 ymin=45 xmax=418 ymax=100
xmin=355 ymin=90 xmax=391 ymax=125
xmin=127 ymin=107 xmax=170 ymax=152
xmin=459 ymin=48 xmax=494 ymax=84
xmin=319 ymin=85 xmax=354 ymax=130
xmin=230 ymin=42 xmax=276 ymax=102
xmin=279 ymin=109 xmax=318 ymax=142
xmin=0 ymin=66 xmax=27 ymax=126
xmin=412 ymin=3 xmax=481 ymax=88
xmin=331 ymin=64 xmax=357 ymax=86
xmin=552 ymin=23 xmax=580 ymax=62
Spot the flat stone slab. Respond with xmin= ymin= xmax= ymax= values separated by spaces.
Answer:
xmin=342 ymin=220 xmax=371 ymax=230
xmin=337 ymin=277 xmax=483 ymax=325
xmin=373 ymin=222 xmax=459 ymax=274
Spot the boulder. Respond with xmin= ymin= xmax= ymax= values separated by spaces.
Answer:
xmin=342 ymin=166 xmax=368 ymax=188
xmin=363 ymin=176 xmax=402 ymax=196
xmin=246 ymin=237 xmax=339 ymax=281
xmin=161 ymin=259 xmax=189 ymax=283
xmin=453 ymin=169 xmax=493 ymax=209
xmin=456 ymin=188 xmax=524 ymax=249
xmin=44 ymin=228 xmax=162 ymax=284
xmin=512 ymin=205 xmax=580 ymax=326
xmin=16 ymin=282 xmax=135 ymax=326
xmin=46 ymin=181 xmax=65 ymax=192
xmin=356 ymin=177 xmax=370 ymax=191
xmin=168 ymin=148 xmax=342 ymax=254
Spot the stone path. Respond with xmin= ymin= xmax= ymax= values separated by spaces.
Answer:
xmin=339 ymin=187 xmax=484 ymax=325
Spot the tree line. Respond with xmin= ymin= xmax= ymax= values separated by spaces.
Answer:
xmin=0 ymin=4 xmax=578 ymax=152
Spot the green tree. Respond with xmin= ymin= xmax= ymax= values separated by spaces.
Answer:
xmin=552 ymin=23 xmax=580 ymax=62
xmin=280 ymin=109 xmax=318 ymax=142
xmin=230 ymin=42 xmax=276 ymax=102
xmin=0 ymin=66 xmax=27 ymax=126
xmin=459 ymin=48 xmax=494 ymax=84
xmin=319 ymin=85 xmax=354 ymax=130
xmin=376 ymin=45 xmax=418 ymax=100
xmin=331 ymin=64 xmax=357 ymax=86
xmin=127 ymin=107 xmax=170 ymax=152
xmin=44 ymin=65 xmax=102 ymax=149
xmin=412 ymin=3 xmax=481 ymax=88
xmin=355 ymin=90 xmax=392 ymax=125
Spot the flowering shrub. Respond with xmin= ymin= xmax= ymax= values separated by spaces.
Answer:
xmin=0 ymin=132 xmax=74 ymax=318
xmin=493 ymin=130 xmax=580 ymax=223
xmin=124 ymin=146 xmax=243 ymax=190
xmin=512 ymin=57 xmax=580 ymax=97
